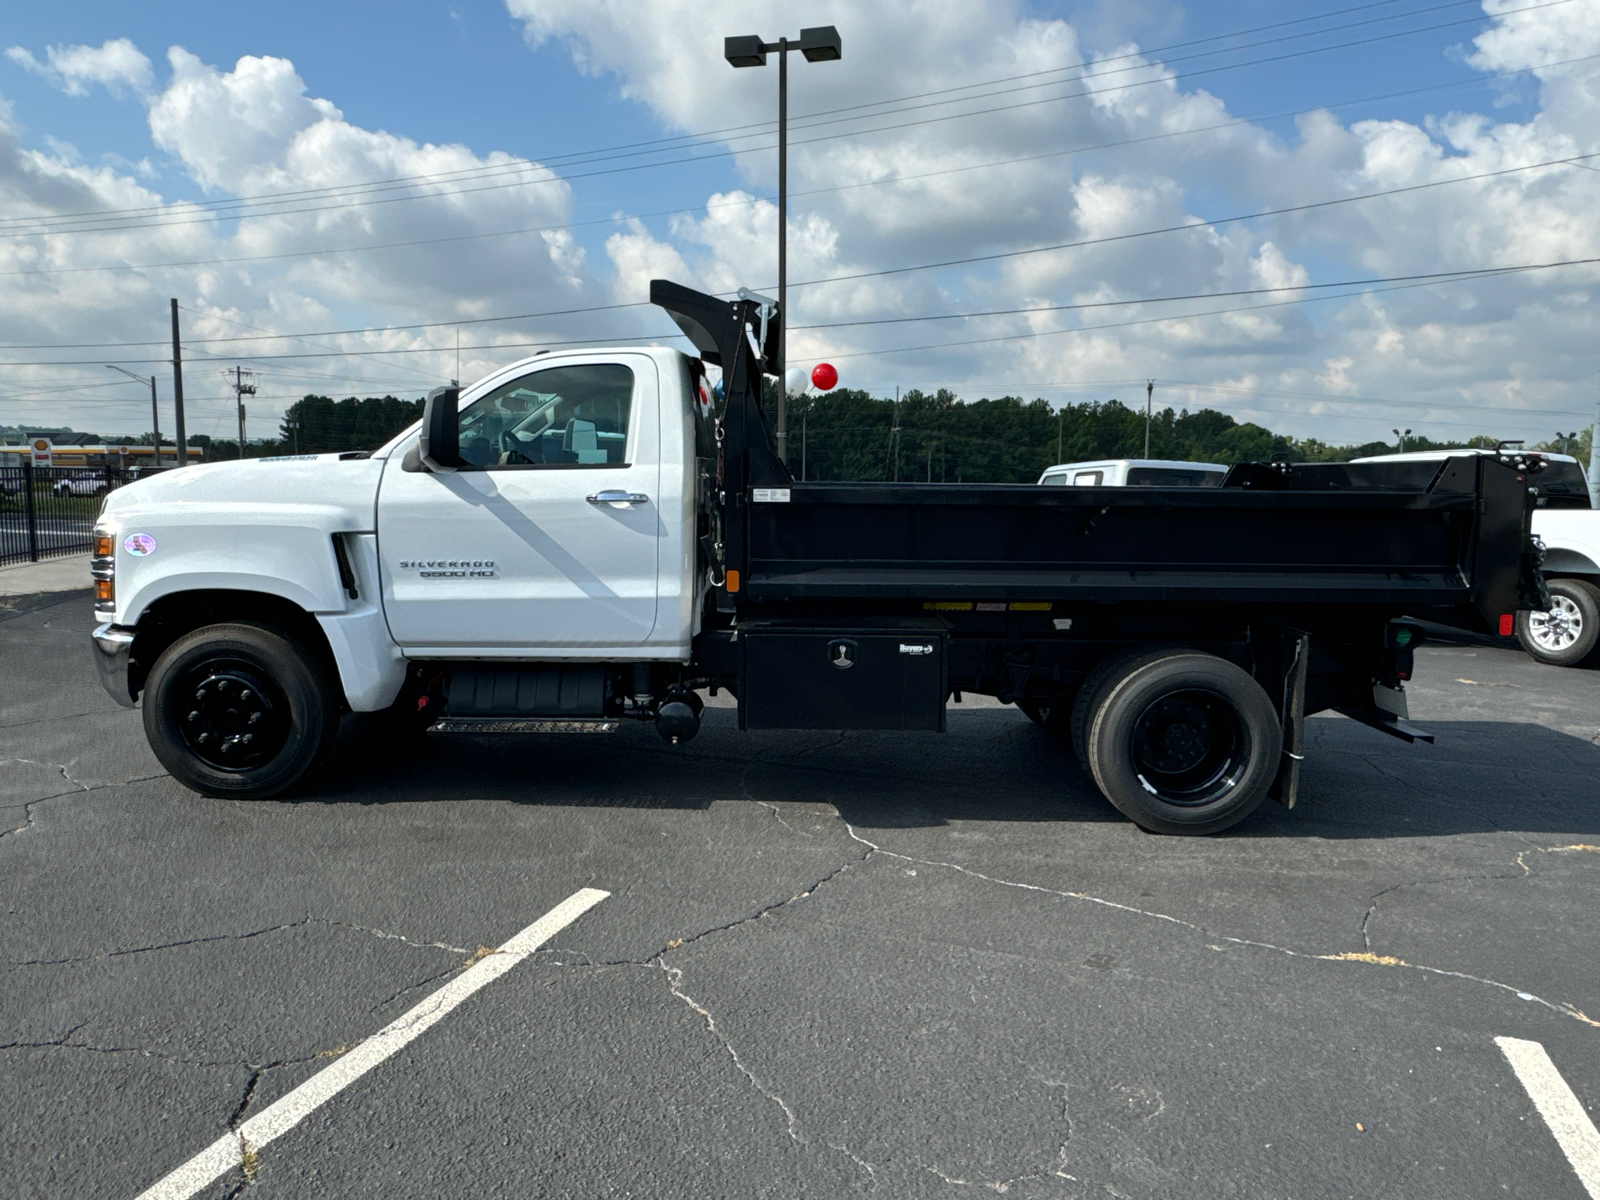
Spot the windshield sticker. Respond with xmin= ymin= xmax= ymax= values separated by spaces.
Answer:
xmin=124 ymin=533 xmax=157 ymax=556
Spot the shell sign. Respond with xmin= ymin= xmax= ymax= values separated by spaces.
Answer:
xmin=30 ymin=438 xmax=52 ymax=467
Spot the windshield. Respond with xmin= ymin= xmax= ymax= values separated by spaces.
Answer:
xmin=1537 ymin=461 xmax=1592 ymax=508
xmin=1126 ymin=467 xmax=1226 ymax=487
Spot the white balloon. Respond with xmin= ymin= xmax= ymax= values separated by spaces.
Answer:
xmin=784 ymin=366 xmax=812 ymax=394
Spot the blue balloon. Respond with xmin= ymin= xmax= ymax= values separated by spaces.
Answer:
xmin=712 ymin=379 xmax=726 ymax=402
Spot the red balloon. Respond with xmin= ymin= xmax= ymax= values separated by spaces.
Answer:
xmin=811 ymin=362 xmax=838 ymax=391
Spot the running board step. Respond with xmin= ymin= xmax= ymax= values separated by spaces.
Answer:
xmin=432 ymin=718 xmax=620 ymax=734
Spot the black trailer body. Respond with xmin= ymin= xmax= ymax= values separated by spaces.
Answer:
xmin=654 ymin=279 xmax=1547 ymax=834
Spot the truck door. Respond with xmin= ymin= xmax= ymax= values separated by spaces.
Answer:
xmin=376 ymin=355 xmax=661 ymax=651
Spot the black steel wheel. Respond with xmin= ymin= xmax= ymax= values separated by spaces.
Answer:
xmin=1516 ymin=578 xmax=1600 ymax=667
xmin=143 ymin=622 xmax=339 ymax=798
xmin=1082 ymin=651 xmax=1281 ymax=835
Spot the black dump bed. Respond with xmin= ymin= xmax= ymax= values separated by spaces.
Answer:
xmin=651 ymin=279 xmax=1543 ymax=635
xmin=743 ymin=456 xmax=1536 ymax=630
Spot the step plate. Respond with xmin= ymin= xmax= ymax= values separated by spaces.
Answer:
xmin=432 ymin=718 xmax=620 ymax=734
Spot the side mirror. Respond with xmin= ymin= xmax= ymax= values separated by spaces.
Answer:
xmin=419 ymin=385 xmax=461 ymax=472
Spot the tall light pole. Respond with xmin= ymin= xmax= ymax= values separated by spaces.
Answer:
xmin=1144 ymin=380 xmax=1154 ymax=458
xmin=725 ymin=25 xmax=842 ymax=466
xmin=1393 ymin=427 xmax=1411 ymax=452
xmin=106 ymin=364 xmax=161 ymax=466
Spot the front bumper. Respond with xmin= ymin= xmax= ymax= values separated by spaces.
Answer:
xmin=91 ymin=622 xmax=138 ymax=708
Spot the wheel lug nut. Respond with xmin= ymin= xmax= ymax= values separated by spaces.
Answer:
xmin=187 ymin=711 xmax=200 ymax=723
xmin=239 ymin=690 xmax=251 ymax=702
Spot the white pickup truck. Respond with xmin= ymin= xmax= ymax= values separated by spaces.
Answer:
xmin=85 ymin=279 xmax=1545 ymax=835
xmin=1353 ymin=450 xmax=1599 ymax=666
xmin=1037 ymin=458 xmax=1226 ymax=488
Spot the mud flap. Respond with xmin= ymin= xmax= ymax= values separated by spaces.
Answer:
xmin=1267 ymin=632 xmax=1310 ymax=809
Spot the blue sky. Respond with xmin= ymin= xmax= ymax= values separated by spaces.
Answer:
xmin=0 ymin=0 xmax=1596 ymax=446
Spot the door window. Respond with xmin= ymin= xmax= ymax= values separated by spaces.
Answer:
xmin=456 ymin=363 xmax=634 ymax=469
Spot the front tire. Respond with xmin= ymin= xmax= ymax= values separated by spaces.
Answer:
xmin=1081 ymin=651 xmax=1282 ymax=835
xmin=1516 ymin=578 xmax=1600 ymax=667
xmin=143 ymin=622 xmax=339 ymax=798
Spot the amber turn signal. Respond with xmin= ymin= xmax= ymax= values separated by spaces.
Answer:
xmin=94 ymin=579 xmax=114 ymax=603
xmin=94 ymin=535 xmax=114 ymax=558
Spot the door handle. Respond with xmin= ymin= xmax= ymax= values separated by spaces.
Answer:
xmin=587 ymin=490 xmax=650 ymax=505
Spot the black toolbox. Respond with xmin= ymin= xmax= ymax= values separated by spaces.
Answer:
xmin=739 ymin=619 xmax=947 ymax=731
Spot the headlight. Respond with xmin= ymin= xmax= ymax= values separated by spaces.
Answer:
xmin=92 ymin=528 xmax=115 ymax=613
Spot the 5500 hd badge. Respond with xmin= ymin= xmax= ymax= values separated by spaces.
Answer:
xmin=397 ymin=559 xmax=498 ymax=578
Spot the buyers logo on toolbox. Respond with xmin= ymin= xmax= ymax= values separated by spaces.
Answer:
xmin=397 ymin=558 xmax=497 ymax=578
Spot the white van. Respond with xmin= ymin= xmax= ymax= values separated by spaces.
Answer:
xmin=1037 ymin=458 xmax=1228 ymax=487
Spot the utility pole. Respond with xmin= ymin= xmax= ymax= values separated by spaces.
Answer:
xmin=1057 ymin=409 xmax=1063 ymax=463
xmin=801 ymin=416 xmax=807 ymax=481
xmin=890 ymin=385 xmax=901 ymax=482
xmin=1144 ymin=380 xmax=1154 ymax=458
xmin=725 ymin=26 xmax=842 ymax=467
xmin=1589 ymin=376 xmax=1600 ymax=507
xmin=170 ymin=299 xmax=188 ymax=467
xmin=226 ymin=367 xmax=257 ymax=458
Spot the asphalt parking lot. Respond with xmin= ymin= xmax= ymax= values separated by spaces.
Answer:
xmin=4 ymin=590 xmax=1600 ymax=1199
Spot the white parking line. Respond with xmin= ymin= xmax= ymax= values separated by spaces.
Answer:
xmin=1496 ymin=1035 xmax=1600 ymax=1199
xmin=134 ymin=887 xmax=610 ymax=1200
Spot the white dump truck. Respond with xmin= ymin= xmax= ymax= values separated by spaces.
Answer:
xmin=87 ymin=280 xmax=1546 ymax=834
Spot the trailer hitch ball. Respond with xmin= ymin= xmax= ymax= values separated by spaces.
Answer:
xmin=656 ymin=692 xmax=704 ymax=745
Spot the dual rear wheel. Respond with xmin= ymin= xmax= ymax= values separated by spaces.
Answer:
xmin=1027 ymin=649 xmax=1282 ymax=835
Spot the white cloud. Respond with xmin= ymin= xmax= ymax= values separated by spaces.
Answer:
xmin=504 ymin=0 xmax=1600 ymax=443
xmin=0 ymin=46 xmax=623 ymax=436
xmin=5 ymin=2 xmax=1600 ymax=447
xmin=6 ymin=38 xmax=154 ymax=98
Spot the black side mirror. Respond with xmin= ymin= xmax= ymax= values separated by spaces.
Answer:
xmin=420 ymin=385 xmax=461 ymax=472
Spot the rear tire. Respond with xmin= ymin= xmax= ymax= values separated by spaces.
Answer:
xmin=1081 ymin=650 xmax=1281 ymax=836
xmin=1516 ymin=578 xmax=1600 ymax=667
xmin=143 ymin=622 xmax=339 ymax=799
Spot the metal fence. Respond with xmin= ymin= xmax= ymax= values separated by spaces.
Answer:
xmin=0 ymin=462 xmax=143 ymax=568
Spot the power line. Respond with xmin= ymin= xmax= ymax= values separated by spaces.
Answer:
xmin=5 ymin=138 xmax=1597 ymax=359
xmin=3 ymin=251 xmax=1595 ymax=369
xmin=814 ymin=259 xmax=1600 ymax=360
xmin=0 ymin=0 xmax=1473 ymax=233
xmin=5 ymin=48 xmax=1593 ymax=286
xmin=0 ymin=0 xmax=1568 ymax=241
xmin=784 ymin=151 xmax=1600 ymax=292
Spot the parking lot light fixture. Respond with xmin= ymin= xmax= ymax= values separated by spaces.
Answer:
xmin=106 ymin=364 xmax=160 ymax=466
xmin=724 ymin=25 xmax=842 ymax=466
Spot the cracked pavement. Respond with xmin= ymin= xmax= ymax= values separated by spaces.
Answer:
xmin=4 ymin=595 xmax=1600 ymax=1198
